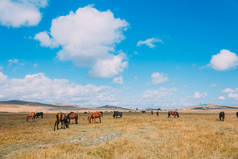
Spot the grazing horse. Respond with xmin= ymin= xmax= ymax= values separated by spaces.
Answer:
xmin=142 ymin=111 xmax=146 ymax=114
xmin=54 ymin=113 xmax=69 ymax=131
xmin=168 ymin=111 xmax=179 ymax=118
xmin=26 ymin=112 xmax=36 ymax=122
xmin=156 ymin=111 xmax=159 ymax=116
xmin=88 ymin=112 xmax=101 ymax=123
xmin=113 ymin=111 xmax=123 ymax=118
xmin=67 ymin=112 xmax=78 ymax=124
xmin=219 ymin=112 xmax=225 ymax=121
xmin=35 ymin=112 xmax=43 ymax=119
xmin=236 ymin=112 xmax=238 ymax=118
xmin=151 ymin=111 xmax=154 ymax=115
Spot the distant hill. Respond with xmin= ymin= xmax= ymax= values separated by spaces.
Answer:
xmin=0 ymin=100 xmax=58 ymax=107
xmin=185 ymin=104 xmax=238 ymax=110
xmin=0 ymin=100 xmax=132 ymax=113
xmin=98 ymin=105 xmax=131 ymax=110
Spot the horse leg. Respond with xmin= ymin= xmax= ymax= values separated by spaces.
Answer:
xmin=26 ymin=116 xmax=29 ymax=122
xmin=75 ymin=117 xmax=78 ymax=124
xmin=99 ymin=116 xmax=101 ymax=123
xmin=54 ymin=121 xmax=58 ymax=131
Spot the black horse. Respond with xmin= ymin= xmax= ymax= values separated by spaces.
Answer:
xmin=35 ymin=112 xmax=43 ymax=119
xmin=141 ymin=111 xmax=146 ymax=114
xmin=219 ymin=112 xmax=225 ymax=121
xmin=236 ymin=112 xmax=238 ymax=118
xmin=113 ymin=111 xmax=123 ymax=118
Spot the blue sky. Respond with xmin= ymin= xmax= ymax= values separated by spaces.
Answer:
xmin=0 ymin=0 xmax=238 ymax=108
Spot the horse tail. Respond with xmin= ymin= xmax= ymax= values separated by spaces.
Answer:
xmin=177 ymin=112 xmax=179 ymax=118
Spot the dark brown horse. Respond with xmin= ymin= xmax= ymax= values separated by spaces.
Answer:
xmin=236 ymin=112 xmax=238 ymax=118
xmin=113 ymin=111 xmax=123 ymax=118
xmin=54 ymin=113 xmax=69 ymax=131
xmin=26 ymin=112 xmax=36 ymax=122
xmin=219 ymin=112 xmax=225 ymax=121
xmin=168 ymin=111 xmax=179 ymax=118
xmin=35 ymin=112 xmax=44 ymax=119
xmin=151 ymin=111 xmax=154 ymax=115
xmin=156 ymin=111 xmax=159 ymax=116
xmin=67 ymin=112 xmax=78 ymax=124
xmin=88 ymin=112 xmax=102 ymax=123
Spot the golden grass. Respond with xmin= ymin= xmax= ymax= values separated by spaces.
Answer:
xmin=0 ymin=112 xmax=238 ymax=159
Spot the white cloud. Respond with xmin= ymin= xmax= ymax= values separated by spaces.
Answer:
xmin=209 ymin=49 xmax=238 ymax=71
xmin=34 ymin=32 xmax=58 ymax=48
xmin=8 ymin=59 xmax=19 ymax=64
xmin=137 ymin=38 xmax=162 ymax=48
xmin=34 ymin=5 xmax=128 ymax=78
xmin=0 ymin=72 xmax=118 ymax=106
xmin=222 ymin=88 xmax=234 ymax=93
xmin=151 ymin=72 xmax=168 ymax=84
xmin=228 ymin=93 xmax=238 ymax=99
xmin=0 ymin=72 xmax=7 ymax=83
xmin=0 ymin=0 xmax=48 ymax=27
xmin=193 ymin=91 xmax=208 ymax=99
xmin=88 ymin=53 xmax=127 ymax=78
xmin=113 ymin=76 xmax=123 ymax=84
xmin=218 ymin=96 xmax=225 ymax=100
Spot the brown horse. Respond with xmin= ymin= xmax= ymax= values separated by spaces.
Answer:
xmin=156 ymin=111 xmax=159 ymax=116
xmin=67 ymin=112 xmax=78 ymax=124
xmin=151 ymin=111 xmax=154 ymax=115
xmin=236 ymin=112 xmax=238 ymax=118
xmin=26 ymin=112 xmax=36 ymax=122
xmin=168 ymin=111 xmax=179 ymax=118
xmin=88 ymin=112 xmax=101 ymax=123
xmin=54 ymin=113 xmax=69 ymax=131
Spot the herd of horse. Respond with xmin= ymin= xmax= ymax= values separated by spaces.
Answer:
xmin=25 ymin=111 xmax=238 ymax=131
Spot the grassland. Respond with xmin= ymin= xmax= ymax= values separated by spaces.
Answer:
xmin=0 ymin=111 xmax=238 ymax=159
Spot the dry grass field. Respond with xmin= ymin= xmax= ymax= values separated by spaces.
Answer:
xmin=1 ymin=111 xmax=238 ymax=159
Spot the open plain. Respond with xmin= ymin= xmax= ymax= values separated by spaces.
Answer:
xmin=1 ymin=111 xmax=238 ymax=159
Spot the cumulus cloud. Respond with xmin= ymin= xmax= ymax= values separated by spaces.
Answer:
xmin=227 ymin=93 xmax=238 ymax=99
xmin=209 ymin=49 xmax=238 ymax=71
xmin=218 ymin=96 xmax=225 ymax=100
xmin=222 ymin=88 xmax=238 ymax=100
xmin=34 ymin=31 xmax=58 ymax=48
xmin=0 ymin=0 xmax=48 ymax=27
xmin=151 ymin=72 xmax=168 ymax=84
xmin=34 ymin=5 xmax=128 ymax=78
xmin=137 ymin=38 xmax=162 ymax=48
xmin=113 ymin=76 xmax=123 ymax=84
xmin=0 ymin=72 xmax=118 ymax=106
xmin=0 ymin=72 xmax=7 ymax=83
xmin=193 ymin=91 xmax=207 ymax=99
xmin=222 ymin=88 xmax=235 ymax=93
